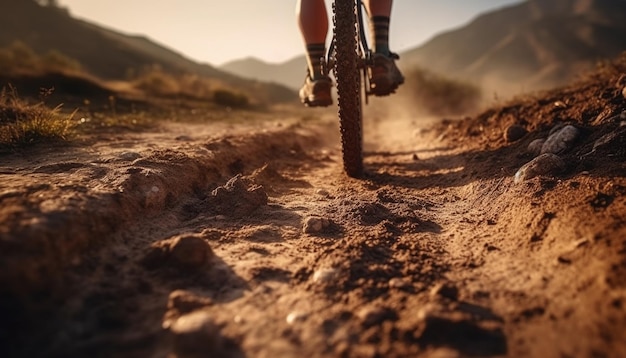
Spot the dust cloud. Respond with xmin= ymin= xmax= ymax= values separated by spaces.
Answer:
xmin=362 ymin=86 xmax=458 ymax=154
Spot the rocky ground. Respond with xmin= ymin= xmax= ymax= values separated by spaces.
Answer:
xmin=1 ymin=56 xmax=625 ymax=358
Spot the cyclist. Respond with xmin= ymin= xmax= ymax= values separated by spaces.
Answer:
xmin=296 ymin=0 xmax=404 ymax=107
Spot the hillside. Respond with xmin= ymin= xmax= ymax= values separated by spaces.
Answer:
xmin=402 ymin=0 xmax=626 ymax=92
xmin=0 ymin=0 xmax=295 ymax=103
xmin=221 ymin=56 xmax=306 ymax=90
xmin=222 ymin=0 xmax=626 ymax=95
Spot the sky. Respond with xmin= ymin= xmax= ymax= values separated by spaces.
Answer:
xmin=57 ymin=0 xmax=524 ymax=66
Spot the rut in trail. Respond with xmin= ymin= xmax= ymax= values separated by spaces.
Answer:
xmin=3 ymin=97 xmax=626 ymax=357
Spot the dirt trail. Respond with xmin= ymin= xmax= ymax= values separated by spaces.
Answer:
xmin=2 ymin=59 xmax=626 ymax=357
xmin=1 ymin=106 xmax=624 ymax=358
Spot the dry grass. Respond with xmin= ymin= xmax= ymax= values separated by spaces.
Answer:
xmin=0 ymin=86 xmax=76 ymax=149
xmin=132 ymin=65 xmax=251 ymax=108
xmin=0 ymin=41 xmax=82 ymax=76
xmin=213 ymin=89 xmax=249 ymax=108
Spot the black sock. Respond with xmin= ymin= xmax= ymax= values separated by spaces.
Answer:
xmin=370 ymin=16 xmax=390 ymax=55
xmin=305 ymin=43 xmax=326 ymax=79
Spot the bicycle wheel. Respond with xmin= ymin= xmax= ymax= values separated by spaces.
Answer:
xmin=333 ymin=0 xmax=364 ymax=178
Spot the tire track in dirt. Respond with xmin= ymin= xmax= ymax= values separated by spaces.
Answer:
xmin=1 ymin=118 xmax=333 ymax=356
xmin=36 ymin=119 xmax=501 ymax=358
xmin=7 ymin=116 xmax=461 ymax=357
xmin=5 ymin=113 xmax=626 ymax=357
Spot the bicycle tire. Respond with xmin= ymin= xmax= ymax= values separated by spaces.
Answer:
xmin=333 ymin=0 xmax=364 ymax=178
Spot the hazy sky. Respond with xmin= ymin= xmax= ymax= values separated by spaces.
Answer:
xmin=57 ymin=0 xmax=523 ymax=66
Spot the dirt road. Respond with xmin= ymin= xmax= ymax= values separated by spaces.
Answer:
xmin=2 ymin=63 xmax=626 ymax=358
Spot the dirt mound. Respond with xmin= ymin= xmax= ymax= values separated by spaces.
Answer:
xmin=436 ymin=52 xmax=626 ymax=179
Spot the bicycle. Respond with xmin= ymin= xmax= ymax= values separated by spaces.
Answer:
xmin=325 ymin=0 xmax=373 ymax=178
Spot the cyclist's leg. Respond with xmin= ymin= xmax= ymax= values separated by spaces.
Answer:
xmin=363 ymin=0 xmax=392 ymax=55
xmin=363 ymin=0 xmax=404 ymax=96
xmin=296 ymin=0 xmax=332 ymax=107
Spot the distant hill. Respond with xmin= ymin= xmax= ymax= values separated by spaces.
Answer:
xmin=220 ymin=56 xmax=306 ymax=91
xmin=0 ymin=0 xmax=295 ymax=103
xmin=222 ymin=0 xmax=626 ymax=95
xmin=402 ymin=0 xmax=626 ymax=92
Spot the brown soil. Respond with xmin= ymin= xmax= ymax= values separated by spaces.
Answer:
xmin=1 ymin=57 xmax=625 ymax=358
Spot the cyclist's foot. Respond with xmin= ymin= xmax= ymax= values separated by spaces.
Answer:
xmin=368 ymin=52 xmax=405 ymax=96
xmin=299 ymin=74 xmax=333 ymax=107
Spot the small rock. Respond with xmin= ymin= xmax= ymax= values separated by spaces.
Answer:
xmin=549 ymin=123 xmax=567 ymax=136
xmin=527 ymin=139 xmax=546 ymax=156
xmin=430 ymin=283 xmax=460 ymax=301
xmin=557 ymin=238 xmax=592 ymax=264
xmin=412 ymin=153 xmax=419 ymax=161
xmin=286 ymin=311 xmax=308 ymax=324
xmin=316 ymin=189 xmax=330 ymax=197
xmin=541 ymin=125 xmax=580 ymax=154
xmin=312 ymin=268 xmax=339 ymax=284
xmin=572 ymin=238 xmax=591 ymax=248
xmin=514 ymin=153 xmax=566 ymax=183
xmin=142 ymin=235 xmax=214 ymax=270
xmin=504 ymin=124 xmax=528 ymax=142
xmin=170 ymin=236 xmax=214 ymax=268
xmin=622 ymin=86 xmax=626 ymax=99
xmin=553 ymin=101 xmax=568 ymax=109
xmin=163 ymin=290 xmax=214 ymax=329
xmin=168 ymin=290 xmax=213 ymax=314
xmin=303 ymin=216 xmax=331 ymax=234
xmin=170 ymin=311 xmax=223 ymax=356
xmin=119 ymin=151 xmax=142 ymax=161
xmin=357 ymin=306 xmax=397 ymax=327
xmin=389 ymin=277 xmax=411 ymax=289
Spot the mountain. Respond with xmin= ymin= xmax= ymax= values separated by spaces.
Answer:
xmin=402 ymin=0 xmax=626 ymax=92
xmin=222 ymin=0 xmax=626 ymax=94
xmin=220 ymin=56 xmax=306 ymax=90
xmin=0 ymin=0 xmax=295 ymax=103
